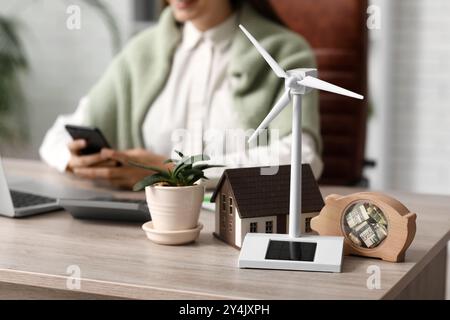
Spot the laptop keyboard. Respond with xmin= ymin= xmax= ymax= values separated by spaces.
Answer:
xmin=10 ymin=190 xmax=56 ymax=208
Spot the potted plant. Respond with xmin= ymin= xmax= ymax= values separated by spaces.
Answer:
xmin=132 ymin=151 xmax=222 ymax=232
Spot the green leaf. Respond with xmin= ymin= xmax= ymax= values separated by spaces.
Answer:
xmin=179 ymin=154 xmax=211 ymax=167
xmin=180 ymin=168 xmax=203 ymax=177
xmin=186 ymin=173 xmax=206 ymax=185
xmin=128 ymin=161 xmax=167 ymax=174
xmin=176 ymin=167 xmax=206 ymax=186
xmin=185 ymin=174 xmax=195 ymax=184
xmin=130 ymin=151 xmax=221 ymax=188
xmin=174 ymin=150 xmax=184 ymax=158
xmin=133 ymin=174 xmax=173 ymax=191
xmin=173 ymin=162 xmax=191 ymax=178
xmin=163 ymin=158 xmax=176 ymax=164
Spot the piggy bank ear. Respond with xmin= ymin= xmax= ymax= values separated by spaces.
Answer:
xmin=405 ymin=212 xmax=417 ymax=222
xmin=325 ymin=194 xmax=341 ymax=203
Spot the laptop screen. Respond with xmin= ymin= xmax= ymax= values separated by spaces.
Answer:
xmin=0 ymin=155 xmax=15 ymax=217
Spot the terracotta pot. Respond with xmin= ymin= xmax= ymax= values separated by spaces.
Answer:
xmin=145 ymin=184 xmax=204 ymax=231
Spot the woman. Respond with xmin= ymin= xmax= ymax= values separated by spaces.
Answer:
xmin=40 ymin=0 xmax=323 ymax=189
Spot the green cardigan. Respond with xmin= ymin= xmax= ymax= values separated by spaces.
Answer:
xmin=86 ymin=4 xmax=321 ymax=153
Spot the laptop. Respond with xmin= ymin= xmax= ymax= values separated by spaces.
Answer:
xmin=1 ymin=155 xmax=150 ymax=221
xmin=0 ymin=156 xmax=60 ymax=218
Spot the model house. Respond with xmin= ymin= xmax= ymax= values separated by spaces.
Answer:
xmin=211 ymin=164 xmax=325 ymax=248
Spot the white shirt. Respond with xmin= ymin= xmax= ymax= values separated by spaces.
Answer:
xmin=40 ymin=15 xmax=323 ymax=179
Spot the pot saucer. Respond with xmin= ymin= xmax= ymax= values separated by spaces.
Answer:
xmin=142 ymin=222 xmax=203 ymax=245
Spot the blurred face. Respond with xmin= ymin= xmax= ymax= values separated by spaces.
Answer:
xmin=166 ymin=0 xmax=232 ymax=29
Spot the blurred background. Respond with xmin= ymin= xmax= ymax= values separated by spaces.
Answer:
xmin=0 ymin=0 xmax=449 ymax=196
xmin=0 ymin=0 xmax=449 ymax=299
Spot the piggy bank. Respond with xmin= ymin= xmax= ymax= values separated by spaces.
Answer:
xmin=311 ymin=192 xmax=416 ymax=262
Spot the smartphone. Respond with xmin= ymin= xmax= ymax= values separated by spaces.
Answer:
xmin=65 ymin=125 xmax=111 ymax=155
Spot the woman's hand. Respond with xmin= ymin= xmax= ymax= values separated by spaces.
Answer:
xmin=66 ymin=139 xmax=116 ymax=172
xmin=71 ymin=148 xmax=170 ymax=190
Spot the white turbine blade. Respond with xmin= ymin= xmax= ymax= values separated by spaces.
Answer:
xmin=239 ymin=24 xmax=287 ymax=78
xmin=298 ymin=76 xmax=364 ymax=100
xmin=248 ymin=90 xmax=291 ymax=143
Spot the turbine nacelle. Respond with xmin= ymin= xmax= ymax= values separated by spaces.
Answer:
xmin=285 ymin=68 xmax=317 ymax=95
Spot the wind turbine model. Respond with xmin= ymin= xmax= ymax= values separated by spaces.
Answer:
xmin=238 ymin=25 xmax=364 ymax=273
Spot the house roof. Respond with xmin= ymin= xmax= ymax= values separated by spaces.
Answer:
xmin=211 ymin=164 xmax=324 ymax=219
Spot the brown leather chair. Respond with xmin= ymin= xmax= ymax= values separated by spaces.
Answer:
xmin=250 ymin=0 xmax=369 ymax=186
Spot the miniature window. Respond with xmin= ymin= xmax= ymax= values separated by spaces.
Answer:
xmin=229 ymin=222 xmax=233 ymax=232
xmin=228 ymin=197 xmax=233 ymax=216
xmin=305 ymin=217 xmax=312 ymax=233
xmin=250 ymin=222 xmax=257 ymax=233
xmin=265 ymin=221 xmax=273 ymax=233
xmin=221 ymin=194 xmax=226 ymax=211
xmin=342 ymin=201 xmax=389 ymax=249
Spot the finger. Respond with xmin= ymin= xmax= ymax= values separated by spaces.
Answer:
xmin=101 ymin=148 xmax=128 ymax=164
xmin=67 ymin=139 xmax=86 ymax=153
xmin=92 ymin=159 xmax=120 ymax=168
xmin=73 ymin=167 xmax=122 ymax=180
xmin=68 ymin=153 xmax=104 ymax=169
xmin=100 ymin=148 xmax=114 ymax=159
xmin=127 ymin=148 xmax=147 ymax=156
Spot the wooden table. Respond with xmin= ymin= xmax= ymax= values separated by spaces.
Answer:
xmin=0 ymin=159 xmax=449 ymax=299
